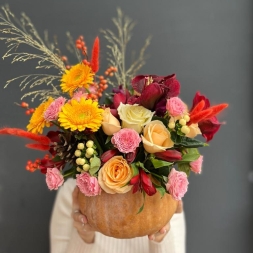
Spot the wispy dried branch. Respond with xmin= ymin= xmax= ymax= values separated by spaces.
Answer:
xmin=101 ymin=8 xmax=151 ymax=89
xmin=0 ymin=5 xmax=65 ymax=101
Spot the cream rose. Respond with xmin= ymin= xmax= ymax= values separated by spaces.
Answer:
xmin=186 ymin=123 xmax=201 ymax=138
xmin=117 ymin=103 xmax=154 ymax=133
xmin=102 ymin=108 xmax=121 ymax=135
xmin=98 ymin=156 xmax=133 ymax=194
xmin=141 ymin=120 xmax=174 ymax=153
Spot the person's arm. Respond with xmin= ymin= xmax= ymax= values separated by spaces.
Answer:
xmin=50 ymin=179 xmax=77 ymax=253
xmin=50 ymin=179 xmax=102 ymax=253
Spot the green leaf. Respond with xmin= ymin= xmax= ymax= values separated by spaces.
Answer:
xmin=171 ymin=132 xmax=208 ymax=148
xmin=137 ymin=191 xmax=146 ymax=214
xmin=178 ymin=163 xmax=191 ymax=177
xmin=131 ymin=163 xmax=139 ymax=176
xmin=178 ymin=153 xmax=200 ymax=163
xmin=154 ymin=184 xmax=166 ymax=197
xmin=89 ymin=156 xmax=101 ymax=176
xmin=150 ymin=157 xmax=173 ymax=169
xmin=105 ymin=136 xmax=112 ymax=145
xmin=157 ymin=166 xmax=171 ymax=177
xmin=52 ymin=155 xmax=62 ymax=162
xmin=152 ymin=116 xmax=169 ymax=127
xmin=63 ymin=166 xmax=76 ymax=179
xmin=137 ymin=202 xmax=145 ymax=214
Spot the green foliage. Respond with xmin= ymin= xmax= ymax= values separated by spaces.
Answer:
xmin=89 ymin=156 xmax=101 ymax=176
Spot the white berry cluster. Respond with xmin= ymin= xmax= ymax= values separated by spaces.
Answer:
xmin=168 ymin=114 xmax=191 ymax=135
xmin=74 ymin=140 xmax=95 ymax=173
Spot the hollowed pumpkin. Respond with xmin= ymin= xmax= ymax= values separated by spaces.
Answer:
xmin=78 ymin=189 xmax=178 ymax=239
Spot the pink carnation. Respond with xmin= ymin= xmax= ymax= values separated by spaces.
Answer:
xmin=166 ymin=97 xmax=186 ymax=117
xmin=111 ymin=128 xmax=141 ymax=153
xmin=190 ymin=155 xmax=203 ymax=174
xmin=72 ymin=88 xmax=88 ymax=101
xmin=44 ymin=97 xmax=66 ymax=121
xmin=166 ymin=168 xmax=189 ymax=200
xmin=76 ymin=173 xmax=101 ymax=197
xmin=46 ymin=167 xmax=64 ymax=190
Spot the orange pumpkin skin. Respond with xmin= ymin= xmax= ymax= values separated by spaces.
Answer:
xmin=78 ymin=190 xmax=178 ymax=239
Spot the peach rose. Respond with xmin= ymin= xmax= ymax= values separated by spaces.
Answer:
xmin=102 ymin=108 xmax=121 ymax=135
xmin=141 ymin=120 xmax=174 ymax=153
xmin=98 ymin=156 xmax=133 ymax=194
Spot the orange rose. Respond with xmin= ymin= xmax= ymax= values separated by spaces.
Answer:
xmin=98 ymin=156 xmax=133 ymax=194
xmin=102 ymin=108 xmax=121 ymax=135
xmin=141 ymin=120 xmax=174 ymax=153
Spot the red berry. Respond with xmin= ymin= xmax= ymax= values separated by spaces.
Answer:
xmin=21 ymin=102 xmax=29 ymax=108
xmin=25 ymin=110 xmax=31 ymax=115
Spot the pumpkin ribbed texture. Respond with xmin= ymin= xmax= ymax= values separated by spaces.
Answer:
xmin=78 ymin=190 xmax=178 ymax=239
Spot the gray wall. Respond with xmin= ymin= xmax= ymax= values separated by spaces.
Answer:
xmin=0 ymin=1 xmax=252 ymax=252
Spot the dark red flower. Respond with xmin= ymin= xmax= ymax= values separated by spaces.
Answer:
xmin=39 ymin=158 xmax=64 ymax=174
xmin=190 ymin=92 xmax=225 ymax=142
xmin=125 ymin=148 xmax=138 ymax=163
xmin=131 ymin=74 xmax=181 ymax=112
xmin=129 ymin=169 xmax=156 ymax=196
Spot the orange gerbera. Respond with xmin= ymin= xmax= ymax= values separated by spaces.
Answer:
xmin=58 ymin=98 xmax=104 ymax=132
xmin=27 ymin=97 xmax=54 ymax=134
xmin=60 ymin=63 xmax=94 ymax=96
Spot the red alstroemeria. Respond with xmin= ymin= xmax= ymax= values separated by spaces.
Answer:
xmin=154 ymin=150 xmax=182 ymax=162
xmin=101 ymin=149 xmax=120 ymax=163
xmin=39 ymin=158 xmax=65 ymax=174
xmin=130 ymin=169 xmax=156 ymax=196
xmin=189 ymin=92 xmax=228 ymax=141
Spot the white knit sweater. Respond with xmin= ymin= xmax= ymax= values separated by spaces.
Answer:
xmin=50 ymin=179 xmax=186 ymax=253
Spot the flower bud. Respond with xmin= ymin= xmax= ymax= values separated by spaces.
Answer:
xmin=76 ymin=167 xmax=82 ymax=172
xmin=183 ymin=114 xmax=190 ymax=122
xmin=181 ymin=126 xmax=190 ymax=134
xmin=86 ymin=147 xmax=94 ymax=156
xmin=101 ymin=149 xmax=120 ymax=163
xmin=86 ymin=140 xmax=94 ymax=148
xmin=154 ymin=150 xmax=182 ymax=162
xmin=179 ymin=119 xmax=186 ymax=126
xmin=83 ymin=164 xmax=90 ymax=171
xmin=168 ymin=122 xmax=175 ymax=129
xmin=74 ymin=150 xmax=82 ymax=157
xmin=77 ymin=143 xmax=85 ymax=150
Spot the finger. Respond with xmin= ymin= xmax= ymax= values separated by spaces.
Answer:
xmin=72 ymin=210 xmax=88 ymax=224
xmin=175 ymin=200 xmax=183 ymax=213
xmin=148 ymin=223 xmax=170 ymax=242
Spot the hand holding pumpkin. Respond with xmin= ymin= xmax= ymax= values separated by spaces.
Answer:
xmin=148 ymin=200 xmax=183 ymax=242
xmin=72 ymin=187 xmax=183 ymax=244
xmin=72 ymin=187 xmax=95 ymax=244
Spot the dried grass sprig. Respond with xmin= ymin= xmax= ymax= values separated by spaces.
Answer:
xmin=0 ymin=5 xmax=65 ymax=101
xmin=101 ymin=8 xmax=151 ymax=89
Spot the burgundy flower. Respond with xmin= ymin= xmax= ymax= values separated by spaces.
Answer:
xmin=130 ymin=74 xmax=181 ymax=112
xmin=125 ymin=148 xmax=138 ymax=163
xmin=130 ymin=169 xmax=156 ymax=196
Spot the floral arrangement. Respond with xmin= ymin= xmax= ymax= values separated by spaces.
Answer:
xmin=0 ymin=7 xmax=228 ymax=207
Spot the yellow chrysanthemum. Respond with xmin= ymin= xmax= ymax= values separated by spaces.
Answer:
xmin=60 ymin=63 xmax=94 ymax=96
xmin=58 ymin=98 xmax=104 ymax=132
xmin=27 ymin=97 xmax=54 ymax=134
